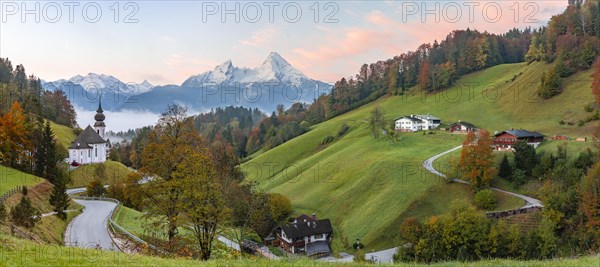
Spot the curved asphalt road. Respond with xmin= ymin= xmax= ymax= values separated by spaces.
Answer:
xmin=65 ymin=199 xmax=118 ymax=250
xmin=65 ymin=187 xmax=118 ymax=251
xmin=422 ymin=145 xmax=543 ymax=208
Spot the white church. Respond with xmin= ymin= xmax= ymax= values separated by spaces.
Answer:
xmin=68 ymin=99 xmax=109 ymax=165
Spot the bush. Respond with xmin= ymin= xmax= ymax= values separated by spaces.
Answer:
xmin=299 ymin=120 xmax=311 ymax=132
xmin=558 ymin=120 xmax=566 ymax=125
xmin=321 ymin=135 xmax=335 ymax=145
xmin=337 ymin=123 xmax=350 ymax=137
xmin=584 ymin=104 xmax=594 ymax=112
xmin=86 ymin=178 xmax=107 ymax=197
xmin=474 ymin=189 xmax=497 ymax=210
xmin=512 ymin=169 xmax=528 ymax=187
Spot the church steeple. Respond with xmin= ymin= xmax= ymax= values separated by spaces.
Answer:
xmin=94 ymin=96 xmax=106 ymax=139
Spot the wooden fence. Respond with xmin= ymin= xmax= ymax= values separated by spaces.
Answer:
xmin=0 ymin=185 xmax=26 ymax=204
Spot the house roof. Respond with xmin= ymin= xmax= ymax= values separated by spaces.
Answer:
xmin=395 ymin=116 xmax=423 ymax=122
xmin=415 ymin=114 xmax=440 ymax=121
xmin=496 ymin=130 xmax=544 ymax=138
xmin=451 ymin=121 xmax=476 ymax=128
xmin=69 ymin=125 xmax=107 ymax=149
xmin=281 ymin=218 xmax=333 ymax=239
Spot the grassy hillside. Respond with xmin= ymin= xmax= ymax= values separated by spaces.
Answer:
xmin=242 ymin=62 xmax=594 ymax=250
xmin=69 ymin=161 xmax=133 ymax=188
xmin=2 ymin=181 xmax=82 ymax=244
xmin=0 ymin=166 xmax=44 ymax=195
xmin=0 ymin=232 xmax=598 ymax=266
xmin=50 ymin=121 xmax=76 ymax=150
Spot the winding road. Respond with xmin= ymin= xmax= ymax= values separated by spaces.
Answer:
xmin=64 ymin=199 xmax=119 ymax=250
xmin=422 ymin=145 xmax=543 ymax=208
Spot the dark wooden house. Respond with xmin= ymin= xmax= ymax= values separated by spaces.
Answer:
xmin=493 ymin=130 xmax=544 ymax=150
xmin=267 ymin=214 xmax=333 ymax=257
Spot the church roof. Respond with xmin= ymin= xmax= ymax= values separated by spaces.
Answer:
xmin=69 ymin=125 xmax=107 ymax=149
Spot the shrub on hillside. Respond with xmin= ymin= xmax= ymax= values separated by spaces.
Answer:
xmin=337 ymin=123 xmax=350 ymax=137
xmin=474 ymin=189 xmax=497 ymax=210
xmin=321 ymin=135 xmax=335 ymax=145
xmin=512 ymin=169 xmax=528 ymax=187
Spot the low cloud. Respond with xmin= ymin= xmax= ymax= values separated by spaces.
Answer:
xmin=75 ymin=108 xmax=160 ymax=133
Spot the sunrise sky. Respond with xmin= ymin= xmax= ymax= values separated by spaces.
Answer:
xmin=1 ymin=1 xmax=568 ymax=85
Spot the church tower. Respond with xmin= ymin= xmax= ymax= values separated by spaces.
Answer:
xmin=94 ymin=97 xmax=106 ymax=139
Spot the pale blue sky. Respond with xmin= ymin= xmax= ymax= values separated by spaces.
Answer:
xmin=1 ymin=1 xmax=567 ymax=85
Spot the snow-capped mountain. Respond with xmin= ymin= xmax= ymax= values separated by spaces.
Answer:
xmin=182 ymin=52 xmax=313 ymax=88
xmin=43 ymin=73 xmax=155 ymax=94
xmin=42 ymin=73 xmax=156 ymax=111
xmin=126 ymin=52 xmax=332 ymax=113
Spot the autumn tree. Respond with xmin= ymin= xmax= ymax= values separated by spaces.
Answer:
xmin=269 ymin=193 xmax=292 ymax=224
xmin=0 ymin=101 xmax=31 ymax=169
xmin=459 ymin=130 xmax=497 ymax=190
xmin=419 ymin=61 xmax=431 ymax=91
xmin=86 ymin=179 xmax=106 ymax=197
xmin=581 ymin=161 xmax=600 ymax=231
xmin=140 ymin=104 xmax=204 ymax=243
xmin=176 ymin=147 xmax=229 ymax=260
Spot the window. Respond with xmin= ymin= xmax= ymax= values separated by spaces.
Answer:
xmin=88 ymin=150 xmax=91 ymax=157
xmin=95 ymin=147 xmax=98 ymax=157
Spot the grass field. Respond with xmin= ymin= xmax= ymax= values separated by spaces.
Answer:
xmin=242 ymin=62 xmax=595 ymax=250
xmin=0 ymin=165 xmax=44 ymax=196
xmin=69 ymin=161 xmax=133 ymax=188
xmin=50 ymin=121 xmax=76 ymax=150
xmin=0 ymin=231 xmax=598 ymax=266
xmin=114 ymin=205 xmax=147 ymax=238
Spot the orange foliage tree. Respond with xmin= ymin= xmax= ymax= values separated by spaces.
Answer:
xmin=0 ymin=101 xmax=31 ymax=168
xmin=459 ymin=130 xmax=497 ymax=190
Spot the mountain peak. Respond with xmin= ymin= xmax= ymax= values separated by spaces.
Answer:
xmin=182 ymin=52 xmax=312 ymax=87
xmin=263 ymin=52 xmax=290 ymax=66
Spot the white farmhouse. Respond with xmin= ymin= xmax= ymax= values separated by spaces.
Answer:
xmin=68 ymin=100 xmax=109 ymax=165
xmin=395 ymin=114 xmax=441 ymax=132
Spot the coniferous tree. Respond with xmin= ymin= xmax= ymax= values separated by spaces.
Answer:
xmin=498 ymin=154 xmax=513 ymax=179
xmin=10 ymin=193 xmax=40 ymax=228
xmin=49 ymin=171 xmax=70 ymax=220
xmin=34 ymin=121 xmax=59 ymax=183
xmin=513 ymin=140 xmax=537 ymax=176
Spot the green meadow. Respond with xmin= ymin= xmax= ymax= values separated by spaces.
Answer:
xmin=242 ymin=62 xmax=595 ymax=250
